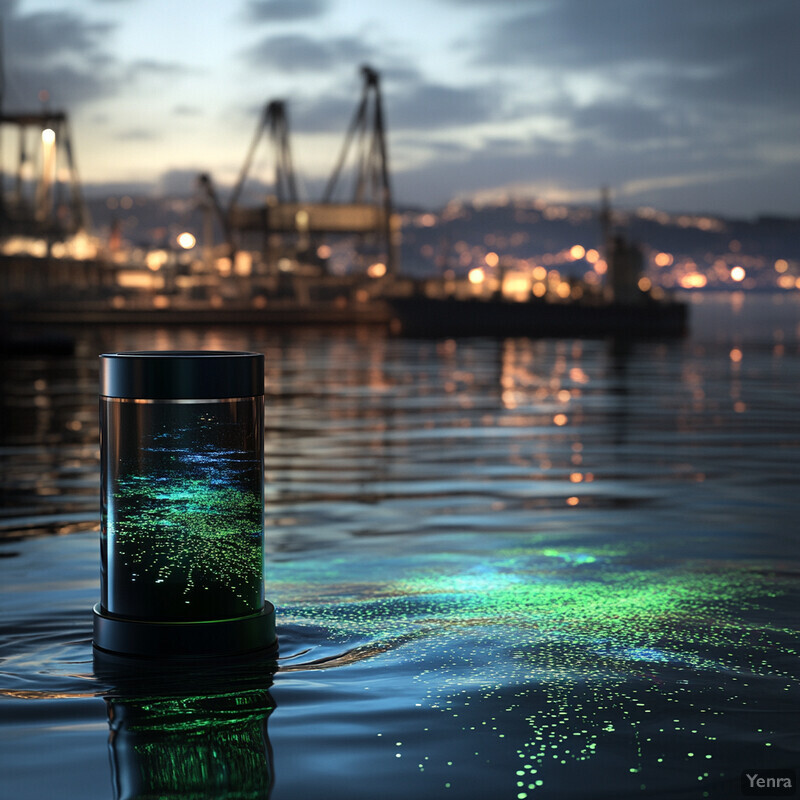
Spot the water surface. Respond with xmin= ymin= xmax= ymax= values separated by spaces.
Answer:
xmin=1 ymin=292 xmax=799 ymax=799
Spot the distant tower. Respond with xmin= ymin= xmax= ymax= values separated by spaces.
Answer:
xmin=600 ymin=185 xmax=613 ymax=251
xmin=600 ymin=187 xmax=643 ymax=304
xmin=607 ymin=235 xmax=644 ymax=304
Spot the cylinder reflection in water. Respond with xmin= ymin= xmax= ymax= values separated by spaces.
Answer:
xmin=106 ymin=688 xmax=275 ymax=800
xmin=100 ymin=352 xmax=264 ymax=623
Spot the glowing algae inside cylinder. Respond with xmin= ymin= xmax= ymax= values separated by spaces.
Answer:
xmin=102 ymin=399 xmax=264 ymax=622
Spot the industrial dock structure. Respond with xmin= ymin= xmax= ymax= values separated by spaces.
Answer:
xmin=0 ymin=66 xmax=686 ymax=338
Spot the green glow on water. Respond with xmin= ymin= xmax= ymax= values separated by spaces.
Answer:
xmin=272 ymin=544 xmax=798 ymax=793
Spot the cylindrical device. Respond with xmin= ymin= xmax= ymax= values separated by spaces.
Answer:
xmin=93 ymin=351 xmax=277 ymax=658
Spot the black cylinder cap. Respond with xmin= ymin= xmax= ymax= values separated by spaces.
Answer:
xmin=100 ymin=351 xmax=264 ymax=399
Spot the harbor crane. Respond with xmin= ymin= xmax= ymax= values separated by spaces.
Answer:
xmin=0 ymin=39 xmax=87 ymax=240
xmin=0 ymin=104 xmax=88 ymax=240
xmin=217 ymin=65 xmax=397 ymax=274
xmin=228 ymin=99 xmax=298 ymax=210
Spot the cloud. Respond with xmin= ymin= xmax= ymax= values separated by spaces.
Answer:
xmin=287 ymin=78 xmax=501 ymax=134
xmin=5 ymin=9 xmax=113 ymax=61
xmin=173 ymin=105 xmax=202 ymax=117
xmin=243 ymin=34 xmax=375 ymax=73
xmin=472 ymin=0 xmax=800 ymax=111
xmin=393 ymin=137 xmax=471 ymax=156
xmin=380 ymin=65 xmax=424 ymax=85
xmin=481 ymin=137 xmax=527 ymax=151
xmin=1 ymin=5 xmax=117 ymax=108
xmin=443 ymin=0 xmax=526 ymax=4
xmin=289 ymin=95 xmax=355 ymax=133
xmin=4 ymin=64 xmax=114 ymax=108
xmin=389 ymin=117 xmax=774 ymax=214
xmin=128 ymin=59 xmax=195 ymax=77
xmin=559 ymin=101 xmax=680 ymax=145
xmin=245 ymin=0 xmax=328 ymax=22
xmin=622 ymin=162 xmax=800 ymax=218
xmin=115 ymin=128 xmax=160 ymax=141
xmin=437 ymin=0 xmax=800 ymax=204
xmin=0 ymin=5 xmax=199 ymax=113
xmin=389 ymin=83 xmax=499 ymax=130
xmin=473 ymin=0 xmax=783 ymax=66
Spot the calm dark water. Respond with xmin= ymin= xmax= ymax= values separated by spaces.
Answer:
xmin=1 ymin=292 xmax=799 ymax=800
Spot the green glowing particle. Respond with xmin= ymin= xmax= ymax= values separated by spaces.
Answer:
xmin=114 ymin=475 xmax=262 ymax=598
xmin=269 ymin=541 xmax=799 ymax=796
xmin=104 ymin=402 xmax=264 ymax=620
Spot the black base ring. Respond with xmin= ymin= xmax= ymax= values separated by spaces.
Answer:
xmin=93 ymin=602 xmax=277 ymax=659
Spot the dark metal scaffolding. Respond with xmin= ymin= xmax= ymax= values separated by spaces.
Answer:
xmin=228 ymin=100 xmax=298 ymax=212
xmin=225 ymin=66 xmax=397 ymax=274
xmin=0 ymin=109 xmax=88 ymax=239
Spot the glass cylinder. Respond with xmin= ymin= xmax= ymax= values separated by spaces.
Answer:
xmin=99 ymin=352 xmax=265 ymax=625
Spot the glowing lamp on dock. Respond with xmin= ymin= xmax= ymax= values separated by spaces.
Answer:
xmin=93 ymin=351 xmax=277 ymax=659
xmin=176 ymin=231 xmax=196 ymax=249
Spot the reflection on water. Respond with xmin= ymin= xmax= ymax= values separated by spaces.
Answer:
xmin=1 ymin=293 xmax=800 ymax=799
xmin=100 ymin=661 xmax=276 ymax=800
xmin=106 ymin=689 xmax=275 ymax=800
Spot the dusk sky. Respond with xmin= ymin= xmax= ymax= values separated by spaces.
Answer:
xmin=2 ymin=0 xmax=798 ymax=218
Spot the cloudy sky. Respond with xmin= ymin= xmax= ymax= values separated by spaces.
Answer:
xmin=2 ymin=0 xmax=798 ymax=217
